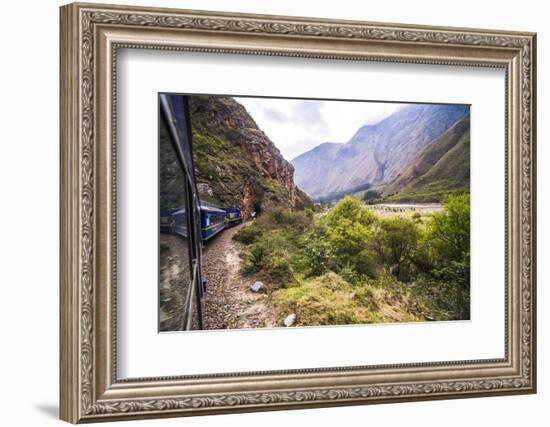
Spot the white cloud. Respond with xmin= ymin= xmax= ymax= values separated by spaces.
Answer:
xmin=234 ymin=96 xmax=404 ymax=161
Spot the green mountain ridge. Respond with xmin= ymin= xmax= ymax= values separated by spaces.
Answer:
xmin=382 ymin=114 xmax=470 ymax=202
xmin=292 ymin=104 xmax=470 ymax=198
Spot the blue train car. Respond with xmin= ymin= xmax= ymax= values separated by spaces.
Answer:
xmin=159 ymin=207 xmax=175 ymax=233
xmin=200 ymin=204 xmax=227 ymax=242
xmin=159 ymin=94 xmax=204 ymax=331
xmin=159 ymin=94 xmax=245 ymax=330
xmin=159 ymin=207 xmax=190 ymax=238
xmin=171 ymin=207 xmax=189 ymax=238
xmin=222 ymin=207 xmax=242 ymax=226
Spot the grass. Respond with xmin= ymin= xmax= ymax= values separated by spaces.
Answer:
xmin=384 ymin=180 xmax=469 ymax=203
xmin=269 ymin=272 xmax=429 ymax=326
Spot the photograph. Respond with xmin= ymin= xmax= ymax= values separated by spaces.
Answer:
xmin=58 ymin=3 xmax=536 ymax=421
xmin=158 ymin=94 xmax=471 ymax=332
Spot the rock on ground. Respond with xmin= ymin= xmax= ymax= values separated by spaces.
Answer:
xmin=250 ymin=281 xmax=263 ymax=293
xmin=283 ymin=313 xmax=296 ymax=327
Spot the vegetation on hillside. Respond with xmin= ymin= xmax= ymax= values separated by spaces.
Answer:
xmin=315 ymin=115 xmax=471 ymax=205
xmin=189 ymin=96 xmax=312 ymax=218
xmin=369 ymin=116 xmax=470 ymax=203
xmin=233 ymin=194 xmax=471 ymax=325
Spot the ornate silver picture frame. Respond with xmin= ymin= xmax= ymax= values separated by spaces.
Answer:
xmin=60 ymin=2 xmax=536 ymax=423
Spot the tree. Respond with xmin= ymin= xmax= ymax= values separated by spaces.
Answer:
xmin=425 ymin=193 xmax=471 ymax=319
xmin=325 ymin=196 xmax=376 ymax=228
xmin=427 ymin=193 xmax=470 ymax=265
xmin=374 ymin=217 xmax=419 ymax=281
xmin=324 ymin=196 xmax=378 ymax=277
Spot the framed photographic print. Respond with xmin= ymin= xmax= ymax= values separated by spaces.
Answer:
xmin=60 ymin=2 xmax=537 ymax=423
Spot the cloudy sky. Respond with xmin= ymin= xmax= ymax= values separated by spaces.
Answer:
xmin=234 ymin=97 xmax=404 ymax=161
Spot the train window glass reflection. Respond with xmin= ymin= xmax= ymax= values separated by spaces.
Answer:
xmin=159 ymin=115 xmax=193 ymax=332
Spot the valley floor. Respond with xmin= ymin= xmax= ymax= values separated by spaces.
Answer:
xmin=366 ymin=202 xmax=442 ymax=219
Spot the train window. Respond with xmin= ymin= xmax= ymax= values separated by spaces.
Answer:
xmin=158 ymin=115 xmax=194 ymax=332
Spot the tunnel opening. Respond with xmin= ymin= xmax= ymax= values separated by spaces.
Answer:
xmin=253 ymin=203 xmax=262 ymax=217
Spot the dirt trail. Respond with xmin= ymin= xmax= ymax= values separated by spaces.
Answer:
xmin=201 ymin=223 xmax=279 ymax=330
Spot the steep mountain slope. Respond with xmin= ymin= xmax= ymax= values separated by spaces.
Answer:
xmin=292 ymin=104 xmax=469 ymax=199
xmin=383 ymin=114 xmax=470 ymax=202
xmin=189 ymin=96 xmax=311 ymax=219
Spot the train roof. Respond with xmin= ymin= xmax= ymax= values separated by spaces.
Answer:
xmin=172 ymin=207 xmax=187 ymax=215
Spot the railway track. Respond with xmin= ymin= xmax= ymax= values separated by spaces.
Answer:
xmin=201 ymin=223 xmax=279 ymax=330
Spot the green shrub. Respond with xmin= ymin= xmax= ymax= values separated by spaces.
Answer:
xmin=233 ymin=226 xmax=262 ymax=244
xmin=271 ymin=209 xmax=286 ymax=225
xmin=255 ymin=208 xmax=312 ymax=232
xmin=279 ymin=210 xmax=312 ymax=231
xmin=324 ymin=197 xmax=379 ymax=278
xmin=325 ymin=195 xmax=377 ymax=229
xmin=373 ymin=216 xmax=420 ymax=282
xmin=422 ymin=193 xmax=470 ymax=317
xmin=299 ymin=231 xmax=333 ymax=277
xmin=411 ymin=275 xmax=470 ymax=321
xmin=243 ymin=240 xmax=272 ymax=274
xmin=430 ymin=259 xmax=470 ymax=319
xmin=338 ymin=264 xmax=361 ymax=285
xmin=264 ymin=250 xmax=295 ymax=288
xmin=353 ymin=249 xmax=380 ymax=278
xmin=426 ymin=193 xmax=470 ymax=265
xmin=302 ymin=196 xmax=381 ymax=280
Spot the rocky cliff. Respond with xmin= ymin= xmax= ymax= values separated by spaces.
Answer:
xmin=292 ymin=103 xmax=470 ymax=199
xmin=189 ymin=96 xmax=311 ymax=219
